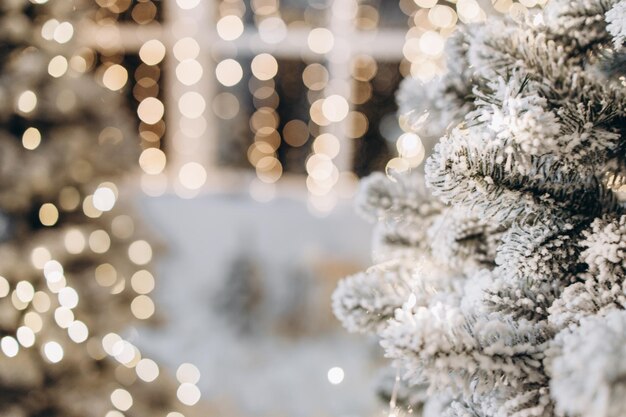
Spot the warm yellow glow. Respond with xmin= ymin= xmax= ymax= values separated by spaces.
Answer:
xmin=137 ymin=97 xmax=165 ymax=125
xmin=176 ymin=59 xmax=203 ymax=86
xmin=102 ymin=64 xmax=128 ymax=91
xmin=32 ymin=291 xmax=51 ymax=313
xmin=59 ymin=186 xmax=80 ymax=211
xmin=95 ymin=264 xmax=118 ymax=287
xmin=93 ymin=186 xmax=117 ymax=211
xmin=131 ymin=270 xmax=155 ymax=294
xmin=178 ymin=162 xmax=207 ymax=190
xmin=58 ymin=287 xmax=79 ymax=309
xmin=420 ymin=31 xmax=445 ymax=56
xmin=41 ymin=19 xmax=59 ymax=41
xmin=89 ymin=230 xmax=111 ymax=254
xmin=24 ymin=312 xmax=43 ymax=333
xmin=68 ymin=320 xmax=89 ymax=343
xmin=48 ymin=55 xmax=68 ymax=78
xmin=217 ymin=15 xmax=244 ymax=40
xmin=111 ymin=389 xmax=133 ymax=411
xmin=176 ymin=363 xmax=201 ymax=384
xmin=83 ymin=195 xmax=103 ymax=218
xmin=54 ymin=307 xmax=74 ymax=328
xmin=215 ymin=59 xmax=243 ymax=87
xmin=31 ymin=247 xmax=52 ymax=269
xmin=428 ymin=5 xmax=457 ymax=28
xmin=251 ymin=53 xmax=278 ymax=81
xmin=39 ymin=203 xmax=59 ymax=226
xmin=308 ymin=28 xmax=334 ymax=54
xmin=65 ymin=229 xmax=86 ymax=254
xmin=53 ymin=22 xmax=73 ymax=44
xmin=17 ymin=90 xmax=37 ymax=113
xmin=302 ymin=63 xmax=329 ymax=91
xmin=177 ymin=383 xmax=201 ymax=406
xmin=139 ymin=148 xmax=167 ymax=175
xmin=15 ymin=281 xmax=35 ymax=303
xmin=22 ymin=127 xmax=41 ymax=150
xmin=43 ymin=260 xmax=63 ymax=283
xmin=282 ymin=119 xmax=309 ymax=147
xmin=139 ymin=40 xmax=166 ymax=65
xmin=322 ymin=95 xmax=349 ymax=122
xmin=43 ymin=341 xmax=64 ymax=363
xmin=16 ymin=326 xmax=35 ymax=348
xmin=173 ymin=38 xmax=200 ymax=61
xmin=313 ymin=133 xmax=341 ymax=158
xmin=131 ymin=295 xmax=155 ymax=319
xmin=128 ymin=240 xmax=153 ymax=265
xmin=178 ymin=92 xmax=206 ymax=118
xmin=385 ymin=157 xmax=411 ymax=177
xmin=136 ymin=358 xmax=160 ymax=382
xmin=1 ymin=336 xmax=19 ymax=358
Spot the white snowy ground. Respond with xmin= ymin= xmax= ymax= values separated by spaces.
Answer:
xmin=134 ymin=191 xmax=382 ymax=417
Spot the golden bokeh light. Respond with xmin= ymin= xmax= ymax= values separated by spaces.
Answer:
xmin=39 ymin=203 xmax=59 ymax=226
xmin=42 ymin=341 xmax=64 ymax=363
xmin=102 ymin=64 xmax=129 ymax=91
xmin=137 ymin=97 xmax=165 ymax=125
xmin=131 ymin=295 xmax=155 ymax=320
xmin=308 ymin=28 xmax=334 ymax=54
xmin=176 ymin=59 xmax=203 ymax=86
xmin=215 ymin=59 xmax=243 ymax=87
xmin=17 ymin=90 xmax=37 ymax=113
xmin=217 ymin=15 xmax=244 ymax=40
xmin=128 ymin=240 xmax=153 ymax=266
xmin=139 ymin=148 xmax=167 ymax=175
xmin=322 ymin=95 xmax=349 ymax=123
xmin=178 ymin=162 xmax=207 ymax=190
xmin=282 ymin=120 xmax=309 ymax=147
xmin=139 ymin=40 xmax=166 ymax=65
xmin=22 ymin=127 xmax=41 ymax=150
xmin=251 ymin=53 xmax=278 ymax=81
xmin=173 ymin=38 xmax=200 ymax=61
xmin=48 ymin=55 xmax=68 ymax=78
xmin=178 ymin=92 xmax=206 ymax=119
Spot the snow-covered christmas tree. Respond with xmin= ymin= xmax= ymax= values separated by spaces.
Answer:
xmin=334 ymin=1 xmax=626 ymax=416
xmin=0 ymin=1 xmax=198 ymax=415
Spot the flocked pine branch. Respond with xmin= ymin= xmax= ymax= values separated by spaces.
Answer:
xmin=334 ymin=1 xmax=626 ymax=416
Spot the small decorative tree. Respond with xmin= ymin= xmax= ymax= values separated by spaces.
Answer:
xmin=0 ymin=1 xmax=198 ymax=415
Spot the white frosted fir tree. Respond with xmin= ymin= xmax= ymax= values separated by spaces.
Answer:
xmin=333 ymin=1 xmax=626 ymax=416
xmin=0 ymin=1 xmax=201 ymax=416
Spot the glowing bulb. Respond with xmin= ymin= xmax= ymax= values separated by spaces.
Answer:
xmin=1 ymin=336 xmax=19 ymax=357
xmin=22 ymin=127 xmax=41 ymax=150
xmin=137 ymin=97 xmax=164 ymax=125
xmin=327 ymin=367 xmax=344 ymax=384
xmin=322 ymin=95 xmax=349 ymax=122
xmin=216 ymin=15 xmax=244 ymax=40
xmin=139 ymin=40 xmax=166 ymax=65
xmin=43 ymin=341 xmax=64 ymax=363
xmin=111 ymin=388 xmax=133 ymax=411
xmin=17 ymin=90 xmax=37 ymax=113
xmin=177 ymin=383 xmax=201 ymax=406
xmin=93 ymin=187 xmax=116 ymax=211
xmin=215 ymin=59 xmax=243 ymax=87
xmin=308 ymin=28 xmax=334 ymax=54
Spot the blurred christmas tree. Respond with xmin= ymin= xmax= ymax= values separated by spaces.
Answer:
xmin=0 ymin=1 xmax=198 ymax=415
xmin=334 ymin=1 xmax=626 ymax=416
